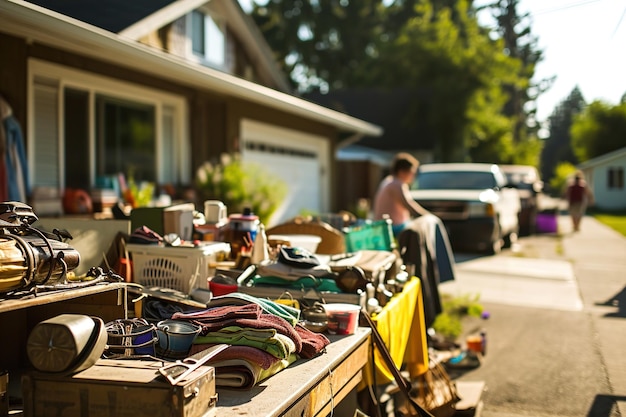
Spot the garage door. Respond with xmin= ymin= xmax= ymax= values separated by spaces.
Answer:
xmin=240 ymin=120 xmax=330 ymax=225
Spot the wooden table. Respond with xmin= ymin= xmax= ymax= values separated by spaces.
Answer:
xmin=0 ymin=283 xmax=127 ymax=372
xmin=216 ymin=327 xmax=371 ymax=417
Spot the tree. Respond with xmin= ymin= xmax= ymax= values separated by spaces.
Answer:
xmin=540 ymin=87 xmax=585 ymax=185
xmin=250 ymin=0 xmax=387 ymax=92
xmin=251 ymin=0 xmax=530 ymax=162
xmin=369 ymin=1 xmax=521 ymax=161
xmin=486 ymin=0 xmax=552 ymax=144
xmin=570 ymin=101 xmax=626 ymax=162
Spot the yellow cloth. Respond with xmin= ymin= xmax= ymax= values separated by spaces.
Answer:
xmin=362 ymin=277 xmax=429 ymax=386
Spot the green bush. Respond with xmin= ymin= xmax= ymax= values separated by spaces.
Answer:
xmin=432 ymin=293 xmax=483 ymax=340
xmin=549 ymin=162 xmax=577 ymax=196
xmin=196 ymin=153 xmax=287 ymax=224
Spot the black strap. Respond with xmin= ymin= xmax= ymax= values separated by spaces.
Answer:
xmin=361 ymin=311 xmax=435 ymax=417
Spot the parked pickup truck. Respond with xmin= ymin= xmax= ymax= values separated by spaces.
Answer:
xmin=410 ymin=163 xmax=521 ymax=254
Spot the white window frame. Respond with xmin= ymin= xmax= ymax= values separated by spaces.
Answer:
xmin=27 ymin=59 xmax=189 ymax=190
xmin=608 ymin=166 xmax=624 ymax=190
xmin=186 ymin=9 xmax=227 ymax=70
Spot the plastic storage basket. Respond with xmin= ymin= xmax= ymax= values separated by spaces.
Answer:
xmin=127 ymin=242 xmax=230 ymax=293
xmin=344 ymin=219 xmax=395 ymax=252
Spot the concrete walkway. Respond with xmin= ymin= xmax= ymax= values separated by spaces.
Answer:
xmin=451 ymin=215 xmax=626 ymax=417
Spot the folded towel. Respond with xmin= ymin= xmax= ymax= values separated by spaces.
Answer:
xmin=210 ymin=354 xmax=296 ymax=389
xmin=295 ymin=323 xmax=330 ymax=359
xmin=211 ymin=359 xmax=260 ymax=389
xmin=189 ymin=344 xmax=280 ymax=370
xmin=207 ymin=292 xmax=300 ymax=325
xmin=172 ymin=303 xmax=261 ymax=323
xmin=194 ymin=326 xmax=295 ymax=359
xmin=189 ymin=312 xmax=303 ymax=354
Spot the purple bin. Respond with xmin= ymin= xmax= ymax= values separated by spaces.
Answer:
xmin=536 ymin=212 xmax=558 ymax=234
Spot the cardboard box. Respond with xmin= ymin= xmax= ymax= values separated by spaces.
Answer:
xmin=131 ymin=203 xmax=195 ymax=241
xmin=22 ymin=359 xmax=216 ymax=417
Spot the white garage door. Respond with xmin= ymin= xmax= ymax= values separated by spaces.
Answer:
xmin=240 ymin=119 xmax=330 ymax=225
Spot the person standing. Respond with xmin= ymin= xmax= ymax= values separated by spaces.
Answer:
xmin=373 ymin=152 xmax=430 ymax=236
xmin=564 ymin=171 xmax=594 ymax=232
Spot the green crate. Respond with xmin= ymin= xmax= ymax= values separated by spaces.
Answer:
xmin=344 ymin=219 xmax=395 ymax=252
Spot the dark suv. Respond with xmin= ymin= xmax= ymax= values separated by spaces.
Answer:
xmin=500 ymin=165 xmax=543 ymax=236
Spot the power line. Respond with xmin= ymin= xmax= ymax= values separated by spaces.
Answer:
xmin=533 ymin=0 xmax=602 ymax=16
xmin=611 ymin=6 xmax=626 ymax=39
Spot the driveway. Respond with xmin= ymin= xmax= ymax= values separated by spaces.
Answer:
xmin=441 ymin=215 xmax=626 ymax=417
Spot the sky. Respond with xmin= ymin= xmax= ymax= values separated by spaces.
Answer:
xmin=512 ymin=0 xmax=626 ymax=122
xmin=239 ymin=0 xmax=626 ymax=123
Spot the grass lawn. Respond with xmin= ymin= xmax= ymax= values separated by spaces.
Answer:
xmin=593 ymin=212 xmax=626 ymax=237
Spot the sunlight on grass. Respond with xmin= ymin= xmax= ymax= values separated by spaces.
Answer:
xmin=593 ymin=214 xmax=626 ymax=237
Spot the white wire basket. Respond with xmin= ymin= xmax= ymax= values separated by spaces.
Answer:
xmin=127 ymin=243 xmax=230 ymax=293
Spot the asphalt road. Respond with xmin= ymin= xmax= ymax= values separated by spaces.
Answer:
xmin=441 ymin=215 xmax=626 ymax=417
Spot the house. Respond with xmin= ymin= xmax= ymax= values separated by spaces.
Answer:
xmin=307 ymin=89 xmax=435 ymax=211
xmin=0 ymin=0 xmax=382 ymax=225
xmin=578 ymin=147 xmax=626 ymax=210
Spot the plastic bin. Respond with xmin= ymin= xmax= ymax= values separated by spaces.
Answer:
xmin=344 ymin=219 xmax=395 ymax=252
xmin=127 ymin=242 xmax=231 ymax=293
xmin=536 ymin=210 xmax=558 ymax=234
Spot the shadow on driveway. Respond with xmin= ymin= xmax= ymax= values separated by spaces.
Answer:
xmin=587 ymin=393 xmax=626 ymax=417
xmin=596 ymin=285 xmax=626 ymax=318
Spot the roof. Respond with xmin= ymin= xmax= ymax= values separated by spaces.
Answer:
xmin=27 ymin=0 xmax=292 ymax=93
xmin=305 ymin=89 xmax=435 ymax=151
xmin=577 ymin=147 xmax=626 ymax=170
xmin=419 ymin=163 xmax=500 ymax=173
xmin=26 ymin=0 xmax=177 ymax=33
xmin=1 ymin=0 xmax=382 ymax=137
xmin=336 ymin=144 xmax=395 ymax=166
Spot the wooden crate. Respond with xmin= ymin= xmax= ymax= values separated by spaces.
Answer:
xmin=22 ymin=359 xmax=216 ymax=417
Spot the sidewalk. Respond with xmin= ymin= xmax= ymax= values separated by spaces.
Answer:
xmin=452 ymin=214 xmax=626 ymax=417
xmin=561 ymin=215 xmax=626 ymax=417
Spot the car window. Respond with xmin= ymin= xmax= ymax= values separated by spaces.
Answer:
xmin=415 ymin=171 xmax=497 ymax=190
xmin=504 ymin=171 xmax=536 ymax=190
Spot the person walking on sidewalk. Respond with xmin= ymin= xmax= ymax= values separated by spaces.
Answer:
xmin=564 ymin=170 xmax=594 ymax=232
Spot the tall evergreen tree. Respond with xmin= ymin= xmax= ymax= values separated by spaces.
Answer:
xmin=487 ymin=0 xmax=551 ymax=144
xmin=540 ymin=87 xmax=586 ymax=184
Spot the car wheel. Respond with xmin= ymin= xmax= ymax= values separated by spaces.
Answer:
xmin=503 ymin=231 xmax=518 ymax=248
xmin=503 ymin=220 xmax=519 ymax=248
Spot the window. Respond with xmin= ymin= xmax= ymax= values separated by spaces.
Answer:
xmin=28 ymin=60 xmax=188 ymax=191
xmin=32 ymin=77 xmax=60 ymax=187
xmin=95 ymin=95 xmax=156 ymax=183
xmin=415 ymin=171 xmax=498 ymax=190
xmin=190 ymin=10 xmax=226 ymax=68
xmin=608 ymin=167 xmax=624 ymax=190
xmin=64 ymin=88 xmax=90 ymax=189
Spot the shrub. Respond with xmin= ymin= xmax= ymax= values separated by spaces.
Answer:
xmin=432 ymin=293 xmax=484 ymax=340
xmin=549 ymin=162 xmax=577 ymax=196
xmin=196 ymin=153 xmax=287 ymax=224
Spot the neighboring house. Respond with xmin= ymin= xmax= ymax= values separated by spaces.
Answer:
xmin=307 ymin=89 xmax=435 ymax=212
xmin=307 ymin=89 xmax=436 ymax=163
xmin=578 ymin=147 xmax=626 ymax=210
xmin=0 ymin=0 xmax=381 ymax=224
